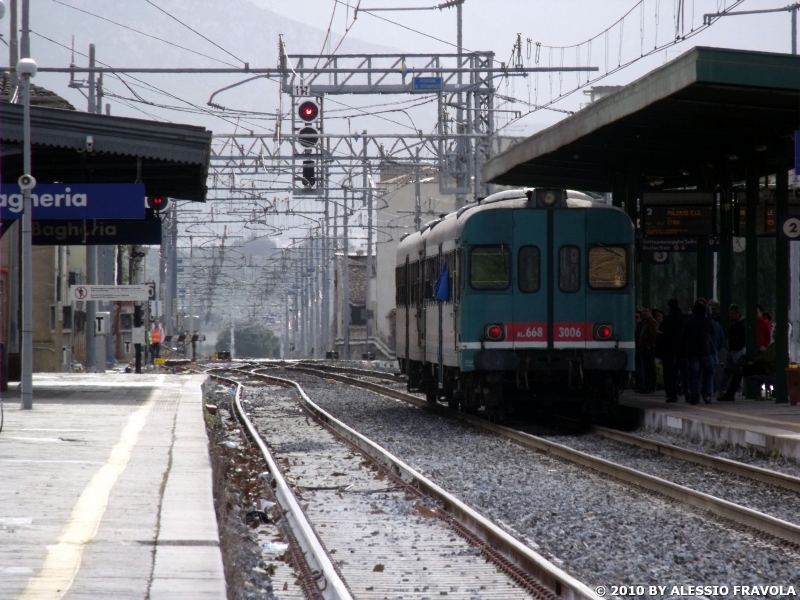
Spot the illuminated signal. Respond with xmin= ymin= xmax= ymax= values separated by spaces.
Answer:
xmin=146 ymin=196 xmax=169 ymax=212
xmin=298 ymin=100 xmax=319 ymax=122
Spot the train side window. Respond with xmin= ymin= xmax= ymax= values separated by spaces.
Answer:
xmin=518 ymin=246 xmax=540 ymax=292
xmin=470 ymin=246 xmax=510 ymax=290
xmin=588 ymin=246 xmax=627 ymax=289
xmin=558 ymin=246 xmax=581 ymax=293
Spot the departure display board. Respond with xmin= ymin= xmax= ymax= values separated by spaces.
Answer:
xmin=641 ymin=192 xmax=715 ymax=238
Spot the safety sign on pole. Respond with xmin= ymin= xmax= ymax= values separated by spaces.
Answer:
xmin=70 ymin=284 xmax=149 ymax=302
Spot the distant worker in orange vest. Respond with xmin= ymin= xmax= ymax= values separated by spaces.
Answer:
xmin=151 ymin=320 xmax=164 ymax=361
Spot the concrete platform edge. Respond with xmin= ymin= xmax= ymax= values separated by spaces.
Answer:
xmin=640 ymin=408 xmax=800 ymax=462
xmin=150 ymin=374 xmax=227 ymax=599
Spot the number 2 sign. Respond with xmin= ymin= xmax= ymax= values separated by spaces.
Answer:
xmin=779 ymin=216 xmax=800 ymax=242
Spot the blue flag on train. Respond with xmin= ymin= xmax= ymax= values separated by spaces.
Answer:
xmin=434 ymin=264 xmax=450 ymax=302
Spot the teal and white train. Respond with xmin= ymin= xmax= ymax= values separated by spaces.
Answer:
xmin=395 ymin=188 xmax=635 ymax=420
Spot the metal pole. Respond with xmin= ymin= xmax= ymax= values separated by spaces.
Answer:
xmin=342 ymin=189 xmax=350 ymax=360
xmin=793 ymin=7 xmax=798 ymax=55
xmin=18 ymin=9 xmax=33 ymax=409
xmin=84 ymin=44 xmax=98 ymax=372
xmin=323 ymin=182 xmax=330 ymax=354
xmin=363 ymin=133 xmax=374 ymax=357
xmin=9 ymin=0 xmax=18 ymax=88
xmin=455 ymin=1 xmax=466 ymax=210
xmin=188 ymin=236 xmax=194 ymax=347
xmin=170 ymin=203 xmax=178 ymax=336
xmin=791 ymin=6 xmax=800 ymax=362
xmin=88 ymin=44 xmax=96 ymax=114
xmin=414 ymin=152 xmax=422 ymax=231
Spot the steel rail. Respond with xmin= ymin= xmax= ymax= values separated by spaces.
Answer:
xmin=209 ymin=372 xmax=353 ymax=600
xmin=243 ymin=367 xmax=600 ymax=600
xmin=591 ymin=425 xmax=800 ymax=493
xmin=293 ymin=366 xmax=800 ymax=546
xmin=294 ymin=361 xmax=402 ymax=382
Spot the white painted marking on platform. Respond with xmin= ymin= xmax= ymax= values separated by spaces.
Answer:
xmin=745 ymin=430 xmax=767 ymax=448
xmin=666 ymin=416 xmax=683 ymax=430
xmin=0 ymin=517 xmax=33 ymax=525
xmin=0 ymin=459 xmax=104 ymax=465
xmin=19 ymin=379 xmax=159 ymax=600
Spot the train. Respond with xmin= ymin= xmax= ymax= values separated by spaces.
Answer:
xmin=395 ymin=188 xmax=635 ymax=421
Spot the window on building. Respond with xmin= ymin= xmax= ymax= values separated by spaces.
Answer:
xmin=518 ymin=246 xmax=540 ymax=292
xmin=470 ymin=246 xmax=510 ymax=290
xmin=351 ymin=304 xmax=367 ymax=326
xmin=588 ymin=246 xmax=628 ymax=289
xmin=559 ymin=245 xmax=581 ymax=293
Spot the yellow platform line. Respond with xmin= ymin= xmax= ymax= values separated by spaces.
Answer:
xmin=19 ymin=382 xmax=159 ymax=600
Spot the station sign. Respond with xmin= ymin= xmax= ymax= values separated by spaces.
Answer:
xmin=0 ymin=183 xmax=145 ymax=220
xmin=734 ymin=190 xmax=800 ymax=237
xmin=641 ymin=238 xmax=697 ymax=252
xmin=32 ymin=219 xmax=161 ymax=245
xmin=641 ymin=192 xmax=715 ymax=238
xmin=412 ymin=76 xmax=443 ymax=91
xmin=70 ymin=284 xmax=150 ymax=302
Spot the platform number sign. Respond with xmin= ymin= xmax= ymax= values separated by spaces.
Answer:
xmin=651 ymin=251 xmax=670 ymax=264
xmin=779 ymin=216 xmax=800 ymax=242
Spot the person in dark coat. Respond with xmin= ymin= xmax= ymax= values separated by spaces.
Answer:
xmin=680 ymin=302 xmax=714 ymax=405
xmin=658 ymin=298 xmax=687 ymax=403
xmin=637 ymin=307 xmax=659 ymax=393
xmin=719 ymin=343 xmax=776 ymax=402
xmin=719 ymin=304 xmax=746 ymax=396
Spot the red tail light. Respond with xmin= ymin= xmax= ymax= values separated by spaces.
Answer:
xmin=594 ymin=324 xmax=613 ymax=340
xmin=485 ymin=324 xmax=504 ymax=341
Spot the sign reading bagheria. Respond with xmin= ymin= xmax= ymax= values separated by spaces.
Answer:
xmin=0 ymin=183 xmax=145 ymax=220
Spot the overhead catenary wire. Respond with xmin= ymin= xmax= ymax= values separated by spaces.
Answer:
xmin=143 ymin=0 xmax=248 ymax=67
xmin=46 ymin=0 xmax=241 ymax=68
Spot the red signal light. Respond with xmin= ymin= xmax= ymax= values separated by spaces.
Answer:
xmin=485 ymin=324 xmax=504 ymax=341
xmin=594 ymin=324 xmax=613 ymax=340
xmin=298 ymin=100 xmax=319 ymax=122
xmin=146 ymin=195 xmax=169 ymax=212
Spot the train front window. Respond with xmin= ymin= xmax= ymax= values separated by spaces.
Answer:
xmin=518 ymin=246 xmax=540 ymax=292
xmin=470 ymin=246 xmax=510 ymax=290
xmin=588 ymin=246 xmax=627 ymax=289
xmin=558 ymin=246 xmax=581 ymax=293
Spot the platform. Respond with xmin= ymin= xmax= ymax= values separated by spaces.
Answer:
xmin=0 ymin=373 xmax=226 ymax=600
xmin=622 ymin=390 xmax=800 ymax=461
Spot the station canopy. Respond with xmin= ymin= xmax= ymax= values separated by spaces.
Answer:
xmin=0 ymin=103 xmax=212 ymax=201
xmin=483 ymin=47 xmax=800 ymax=191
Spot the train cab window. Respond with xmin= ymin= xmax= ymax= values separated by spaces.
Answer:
xmin=558 ymin=246 xmax=581 ymax=293
xmin=518 ymin=246 xmax=540 ymax=293
xmin=469 ymin=246 xmax=511 ymax=290
xmin=470 ymin=246 xmax=510 ymax=290
xmin=588 ymin=246 xmax=628 ymax=289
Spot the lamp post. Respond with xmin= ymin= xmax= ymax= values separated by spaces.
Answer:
xmin=17 ymin=53 xmax=36 ymax=410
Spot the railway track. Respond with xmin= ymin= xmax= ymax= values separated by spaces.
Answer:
xmin=287 ymin=364 xmax=800 ymax=547
xmin=207 ymin=367 xmax=598 ymax=600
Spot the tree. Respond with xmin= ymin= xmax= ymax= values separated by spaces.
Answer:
xmin=215 ymin=323 xmax=280 ymax=358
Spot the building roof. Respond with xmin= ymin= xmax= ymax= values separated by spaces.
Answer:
xmin=0 ymin=103 xmax=212 ymax=201
xmin=482 ymin=47 xmax=800 ymax=191
xmin=0 ymin=72 xmax=76 ymax=110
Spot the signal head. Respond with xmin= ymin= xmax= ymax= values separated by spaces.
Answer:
xmin=298 ymin=126 xmax=320 ymax=148
xmin=146 ymin=196 xmax=169 ymax=212
xmin=298 ymin=100 xmax=319 ymax=122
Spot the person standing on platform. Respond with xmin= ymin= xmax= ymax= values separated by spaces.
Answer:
xmin=705 ymin=305 xmax=725 ymax=402
xmin=720 ymin=304 xmax=746 ymax=397
xmin=709 ymin=300 xmax=722 ymax=324
xmin=658 ymin=299 xmax=687 ymax=403
xmin=634 ymin=310 xmax=644 ymax=390
xmin=637 ymin=307 xmax=659 ymax=393
xmin=757 ymin=304 xmax=772 ymax=353
xmin=151 ymin=320 xmax=164 ymax=362
xmin=680 ymin=302 xmax=713 ymax=405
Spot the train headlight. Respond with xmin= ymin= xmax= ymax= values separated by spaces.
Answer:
xmin=484 ymin=324 xmax=505 ymax=341
xmin=593 ymin=324 xmax=614 ymax=340
xmin=534 ymin=188 xmax=566 ymax=207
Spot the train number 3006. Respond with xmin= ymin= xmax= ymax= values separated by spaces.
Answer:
xmin=558 ymin=326 xmax=583 ymax=338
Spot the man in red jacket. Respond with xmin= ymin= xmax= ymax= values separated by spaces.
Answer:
xmin=756 ymin=304 xmax=772 ymax=352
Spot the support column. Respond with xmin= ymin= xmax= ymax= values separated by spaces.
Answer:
xmin=718 ymin=188 xmax=733 ymax=333
xmin=775 ymin=149 xmax=790 ymax=403
xmin=745 ymin=157 xmax=759 ymax=398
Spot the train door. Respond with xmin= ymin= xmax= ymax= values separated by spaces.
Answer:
xmin=511 ymin=209 xmax=547 ymax=349
xmin=552 ymin=209 xmax=587 ymax=351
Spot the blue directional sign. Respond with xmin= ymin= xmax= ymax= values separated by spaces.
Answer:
xmin=412 ymin=76 xmax=443 ymax=91
xmin=0 ymin=183 xmax=145 ymax=220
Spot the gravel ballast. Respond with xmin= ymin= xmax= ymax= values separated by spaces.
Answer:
xmin=284 ymin=372 xmax=800 ymax=599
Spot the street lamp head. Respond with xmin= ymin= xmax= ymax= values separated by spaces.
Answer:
xmin=17 ymin=58 xmax=37 ymax=78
